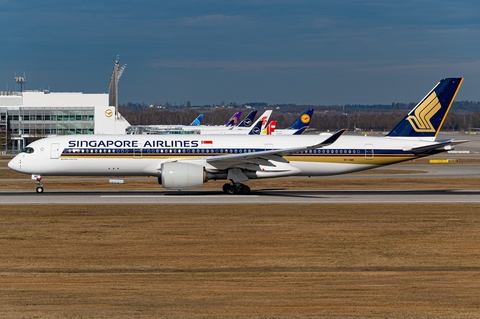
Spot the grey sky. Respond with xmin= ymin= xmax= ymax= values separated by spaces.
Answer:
xmin=1 ymin=0 xmax=479 ymax=105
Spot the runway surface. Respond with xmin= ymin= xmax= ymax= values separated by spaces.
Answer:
xmin=1 ymin=189 xmax=480 ymax=204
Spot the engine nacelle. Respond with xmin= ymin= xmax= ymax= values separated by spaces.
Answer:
xmin=160 ymin=162 xmax=207 ymax=190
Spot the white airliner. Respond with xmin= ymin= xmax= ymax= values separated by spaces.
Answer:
xmin=193 ymin=110 xmax=272 ymax=134
xmin=9 ymin=78 xmax=465 ymax=194
xmin=270 ymin=108 xmax=314 ymax=135
xmin=128 ymin=111 xmax=242 ymax=134
xmin=132 ymin=110 xmax=272 ymax=135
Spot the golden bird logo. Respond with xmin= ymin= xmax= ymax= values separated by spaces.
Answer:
xmin=301 ymin=114 xmax=311 ymax=124
xmin=105 ymin=109 xmax=113 ymax=118
xmin=406 ymin=92 xmax=441 ymax=132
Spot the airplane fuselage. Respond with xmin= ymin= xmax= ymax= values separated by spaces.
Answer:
xmin=9 ymin=133 xmax=445 ymax=179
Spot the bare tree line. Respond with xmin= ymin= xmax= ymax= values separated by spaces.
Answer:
xmin=119 ymin=106 xmax=480 ymax=132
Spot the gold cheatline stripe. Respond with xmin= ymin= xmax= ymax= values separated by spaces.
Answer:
xmin=61 ymin=154 xmax=415 ymax=165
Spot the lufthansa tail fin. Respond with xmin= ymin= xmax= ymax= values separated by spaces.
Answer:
xmin=248 ymin=118 xmax=264 ymax=135
xmin=286 ymin=108 xmax=314 ymax=130
xmin=292 ymin=126 xmax=308 ymax=135
xmin=387 ymin=78 xmax=463 ymax=141
xmin=237 ymin=110 xmax=258 ymax=128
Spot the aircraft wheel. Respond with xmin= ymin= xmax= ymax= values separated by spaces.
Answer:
xmin=36 ymin=186 xmax=44 ymax=193
xmin=239 ymin=185 xmax=251 ymax=195
xmin=222 ymin=183 xmax=229 ymax=193
xmin=223 ymin=184 xmax=235 ymax=194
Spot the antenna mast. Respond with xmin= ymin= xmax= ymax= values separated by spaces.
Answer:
xmin=14 ymin=73 xmax=26 ymax=92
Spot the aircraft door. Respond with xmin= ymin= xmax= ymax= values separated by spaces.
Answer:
xmin=133 ymin=148 xmax=142 ymax=159
xmin=365 ymin=144 xmax=374 ymax=160
xmin=50 ymin=143 xmax=60 ymax=159
xmin=264 ymin=143 xmax=273 ymax=151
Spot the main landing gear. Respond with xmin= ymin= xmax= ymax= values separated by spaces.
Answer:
xmin=222 ymin=182 xmax=251 ymax=195
xmin=35 ymin=176 xmax=44 ymax=193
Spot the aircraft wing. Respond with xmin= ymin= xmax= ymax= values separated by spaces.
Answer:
xmin=409 ymin=139 xmax=469 ymax=154
xmin=205 ymin=129 xmax=347 ymax=165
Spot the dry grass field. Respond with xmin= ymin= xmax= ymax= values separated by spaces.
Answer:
xmin=1 ymin=204 xmax=480 ymax=318
xmin=1 ymin=156 xmax=480 ymax=318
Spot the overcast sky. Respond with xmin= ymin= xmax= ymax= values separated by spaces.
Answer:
xmin=1 ymin=0 xmax=480 ymax=106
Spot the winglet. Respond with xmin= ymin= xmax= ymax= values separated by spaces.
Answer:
xmin=308 ymin=129 xmax=347 ymax=149
xmin=387 ymin=78 xmax=463 ymax=140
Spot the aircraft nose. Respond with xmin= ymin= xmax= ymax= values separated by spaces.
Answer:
xmin=8 ymin=156 xmax=20 ymax=172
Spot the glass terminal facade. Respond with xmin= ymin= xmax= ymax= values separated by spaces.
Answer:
xmin=8 ymin=107 xmax=95 ymax=137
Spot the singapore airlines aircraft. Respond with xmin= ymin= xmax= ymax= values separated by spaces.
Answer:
xmin=9 ymin=78 xmax=465 ymax=194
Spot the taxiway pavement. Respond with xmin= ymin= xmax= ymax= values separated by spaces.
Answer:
xmin=1 ymin=188 xmax=480 ymax=204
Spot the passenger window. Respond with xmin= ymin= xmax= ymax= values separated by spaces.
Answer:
xmin=21 ymin=147 xmax=34 ymax=154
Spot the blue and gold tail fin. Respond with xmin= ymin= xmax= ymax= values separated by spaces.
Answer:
xmin=286 ymin=108 xmax=314 ymax=130
xmin=387 ymin=78 xmax=463 ymax=140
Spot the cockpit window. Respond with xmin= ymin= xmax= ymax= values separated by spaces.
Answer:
xmin=21 ymin=147 xmax=35 ymax=154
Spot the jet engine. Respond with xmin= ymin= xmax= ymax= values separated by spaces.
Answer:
xmin=160 ymin=162 xmax=207 ymax=190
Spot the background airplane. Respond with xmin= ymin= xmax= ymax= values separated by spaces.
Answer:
xmin=189 ymin=114 xmax=204 ymax=126
xmin=236 ymin=110 xmax=257 ymax=128
xmin=271 ymin=108 xmax=314 ymax=135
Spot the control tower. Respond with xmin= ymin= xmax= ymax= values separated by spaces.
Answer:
xmin=108 ymin=56 xmax=127 ymax=116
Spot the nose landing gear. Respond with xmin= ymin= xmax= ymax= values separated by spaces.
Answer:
xmin=222 ymin=182 xmax=251 ymax=195
xmin=34 ymin=176 xmax=44 ymax=193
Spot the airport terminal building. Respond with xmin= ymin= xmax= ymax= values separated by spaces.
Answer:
xmin=0 ymin=60 xmax=130 ymax=153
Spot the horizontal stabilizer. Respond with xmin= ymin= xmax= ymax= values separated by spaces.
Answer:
xmin=409 ymin=139 xmax=468 ymax=154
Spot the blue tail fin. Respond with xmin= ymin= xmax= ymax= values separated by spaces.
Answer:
xmin=387 ymin=78 xmax=463 ymax=140
xmin=248 ymin=118 xmax=263 ymax=135
xmin=292 ymin=126 xmax=308 ymax=135
xmin=189 ymin=114 xmax=204 ymax=126
xmin=237 ymin=110 xmax=258 ymax=128
xmin=286 ymin=108 xmax=314 ymax=130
